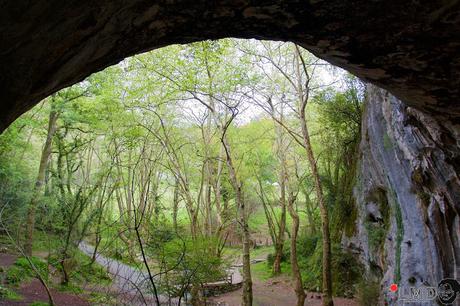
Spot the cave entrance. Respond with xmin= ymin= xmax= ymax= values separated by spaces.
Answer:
xmin=0 ymin=39 xmax=368 ymax=305
xmin=1 ymin=1 xmax=459 ymax=132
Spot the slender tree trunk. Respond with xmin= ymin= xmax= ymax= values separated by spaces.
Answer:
xmin=214 ymin=144 xmax=225 ymax=228
xmin=24 ymin=108 xmax=58 ymax=256
xmin=172 ymin=179 xmax=179 ymax=232
xmin=273 ymin=168 xmax=287 ymax=275
xmin=222 ymin=134 xmax=252 ymax=306
xmin=303 ymin=189 xmax=317 ymax=235
xmin=273 ymin=113 xmax=287 ymax=275
xmin=299 ymin=115 xmax=333 ymax=306
xmin=294 ymin=46 xmax=333 ymax=306
xmin=287 ymin=191 xmax=306 ymax=306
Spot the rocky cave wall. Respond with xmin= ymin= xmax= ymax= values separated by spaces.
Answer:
xmin=344 ymin=84 xmax=460 ymax=305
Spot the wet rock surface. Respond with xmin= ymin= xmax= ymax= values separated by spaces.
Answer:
xmin=1 ymin=1 xmax=460 ymax=130
xmin=344 ymin=84 xmax=460 ymax=305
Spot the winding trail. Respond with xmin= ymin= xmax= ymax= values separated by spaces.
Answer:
xmin=78 ymin=241 xmax=171 ymax=305
xmin=78 ymin=242 xmax=243 ymax=305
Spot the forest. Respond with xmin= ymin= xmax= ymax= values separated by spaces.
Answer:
xmin=0 ymin=39 xmax=369 ymax=306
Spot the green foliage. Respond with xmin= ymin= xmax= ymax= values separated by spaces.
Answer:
xmin=298 ymin=237 xmax=363 ymax=297
xmin=5 ymin=266 xmax=23 ymax=285
xmin=0 ymin=285 xmax=22 ymax=300
xmin=145 ymin=221 xmax=226 ymax=294
xmin=383 ymin=132 xmax=393 ymax=150
xmin=88 ymin=291 xmax=117 ymax=305
xmin=357 ymin=278 xmax=381 ymax=306
xmin=6 ymin=256 xmax=48 ymax=285
xmin=251 ymin=261 xmax=291 ymax=282
xmin=266 ymin=251 xmax=289 ymax=268
xmin=365 ymin=222 xmax=387 ymax=252
xmin=298 ymin=235 xmax=319 ymax=258
xmin=29 ymin=302 xmax=50 ymax=306
xmin=313 ymin=75 xmax=363 ymax=241
xmin=0 ymin=39 xmax=368 ymax=302
xmin=47 ymin=248 xmax=111 ymax=286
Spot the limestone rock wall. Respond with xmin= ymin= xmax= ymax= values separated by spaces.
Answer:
xmin=344 ymin=85 xmax=460 ymax=305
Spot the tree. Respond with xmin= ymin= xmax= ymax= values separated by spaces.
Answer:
xmin=243 ymin=41 xmax=334 ymax=306
xmin=24 ymin=87 xmax=87 ymax=256
xmin=221 ymin=107 xmax=253 ymax=306
xmin=24 ymin=97 xmax=58 ymax=256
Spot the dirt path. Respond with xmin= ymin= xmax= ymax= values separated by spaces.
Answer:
xmin=0 ymin=278 xmax=90 ymax=306
xmin=209 ymin=277 xmax=359 ymax=306
xmin=0 ymin=253 xmax=89 ymax=306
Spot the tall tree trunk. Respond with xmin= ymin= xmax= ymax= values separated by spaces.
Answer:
xmin=294 ymin=45 xmax=333 ymax=306
xmin=222 ymin=134 xmax=252 ymax=306
xmin=24 ymin=107 xmax=58 ymax=256
xmin=273 ymin=110 xmax=287 ymax=275
xmin=303 ymin=189 xmax=317 ymax=235
xmin=172 ymin=179 xmax=179 ymax=232
xmin=300 ymin=113 xmax=333 ymax=306
xmin=300 ymin=112 xmax=334 ymax=306
xmin=287 ymin=191 xmax=306 ymax=306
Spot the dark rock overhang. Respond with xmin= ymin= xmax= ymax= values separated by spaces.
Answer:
xmin=1 ymin=0 xmax=459 ymax=131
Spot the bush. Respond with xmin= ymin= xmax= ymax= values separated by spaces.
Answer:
xmin=48 ymin=249 xmax=111 ymax=286
xmin=6 ymin=266 xmax=23 ymax=285
xmin=357 ymin=279 xmax=381 ymax=305
xmin=298 ymin=235 xmax=363 ymax=297
xmin=6 ymin=256 xmax=49 ymax=285
xmin=73 ymin=251 xmax=111 ymax=285
xmin=15 ymin=256 xmax=48 ymax=279
xmin=332 ymin=248 xmax=363 ymax=297
xmin=298 ymin=235 xmax=319 ymax=258
xmin=0 ymin=285 xmax=22 ymax=300
xmin=266 ymin=248 xmax=290 ymax=267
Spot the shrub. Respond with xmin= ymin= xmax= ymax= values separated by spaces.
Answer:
xmin=48 ymin=249 xmax=111 ymax=286
xmin=298 ymin=235 xmax=319 ymax=258
xmin=6 ymin=266 xmax=23 ymax=285
xmin=266 ymin=248 xmax=290 ymax=267
xmin=15 ymin=256 xmax=48 ymax=279
xmin=0 ymin=285 xmax=22 ymax=300
xmin=6 ymin=256 xmax=49 ymax=285
xmin=298 ymin=235 xmax=363 ymax=297
xmin=357 ymin=279 xmax=381 ymax=305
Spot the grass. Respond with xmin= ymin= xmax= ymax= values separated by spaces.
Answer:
xmin=251 ymin=262 xmax=273 ymax=281
xmin=251 ymin=246 xmax=272 ymax=259
xmin=0 ymin=285 xmax=22 ymax=301
xmin=28 ymin=232 xmax=112 ymax=288
xmin=248 ymin=207 xmax=295 ymax=232
xmin=32 ymin=231 xmax=61 ymax=253
xmin=88 ymin=291 xmax=118 ymax=305
xmin=222 ymin=245 xmax=272 ymax=261
xmin=0 ymin=232 xmax=113 ymax=306
xmin=251 ymin=261 xmax=291 ymax=282
xmin=6 ymin=256 xmax=48 ymax=285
